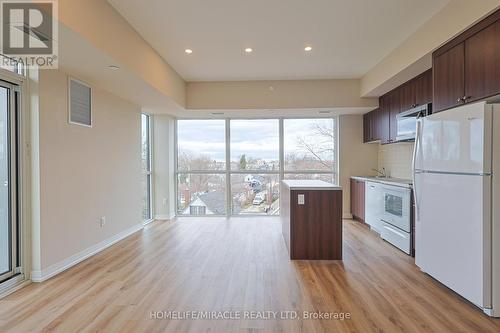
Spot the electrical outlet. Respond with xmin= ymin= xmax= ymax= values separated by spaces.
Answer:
xmin=163 ymin=198 xmax=167 ymax=207
xmin=100 ymin=216 xmax=106 ymax=228
xmin=298 ymin=194 xmax=305 ymax=205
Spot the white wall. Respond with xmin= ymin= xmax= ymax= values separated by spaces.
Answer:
xmin=38 ymin=69 xmax=142 ymax=271
xmin=153 ymin=115 xmax=176 ymax=219
xmin=187 ymin=79 xmax=378 ymax=109
xmin=378 ymin=143 xmax=414 ymax=179
xmin=339 ymin=115 xmax=379 ymax=217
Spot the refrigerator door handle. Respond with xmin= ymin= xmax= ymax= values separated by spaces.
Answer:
xmin=412 ymin=119 xmax=422 ymax=220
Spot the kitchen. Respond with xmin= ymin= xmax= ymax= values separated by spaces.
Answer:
xmin=350 ymin=7 xmax=500 ymax=318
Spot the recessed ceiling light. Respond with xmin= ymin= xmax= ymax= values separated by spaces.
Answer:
xmin=245 ymin=48 xmax=253 ymax=53
xmin=108 ymin=65 xmax=120 ymax=70
xmin=185 ymin=49 xmax=193 ymax=54
xmin=305 ymin=46 xmax=312 ymax=52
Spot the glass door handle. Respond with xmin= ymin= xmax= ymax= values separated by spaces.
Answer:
xmin=3 ymin=181 xmax=7 ymax=187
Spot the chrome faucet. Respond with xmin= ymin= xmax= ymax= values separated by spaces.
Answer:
xmin=372 ymin=167 xmax=387 ymax=178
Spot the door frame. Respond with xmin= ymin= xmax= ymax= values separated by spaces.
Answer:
xmin=0 ymin=80 xmax=19 ymax=282
xmin=0 ymin=67 xmax=30 ymax=296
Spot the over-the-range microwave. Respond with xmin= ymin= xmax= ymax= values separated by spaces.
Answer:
xmin=396 ymin=104 xmax=431 ymax=141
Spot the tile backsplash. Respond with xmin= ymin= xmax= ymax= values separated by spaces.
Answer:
xmin=378 ymin=142 xmax=414 ymax=179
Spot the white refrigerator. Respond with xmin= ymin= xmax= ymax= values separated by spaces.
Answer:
xmin=413 ymin=101 xmax=500 ymax=317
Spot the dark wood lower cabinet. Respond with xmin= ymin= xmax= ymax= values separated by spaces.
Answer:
xmin=350 ymin=178 xmax=365 ymax=222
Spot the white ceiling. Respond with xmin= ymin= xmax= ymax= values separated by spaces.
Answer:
xmin=108 ymin=0 xmax=448 ymax=82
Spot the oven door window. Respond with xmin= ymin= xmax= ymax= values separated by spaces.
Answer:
xmin=385 ymin=193 xmax=403 ymax=217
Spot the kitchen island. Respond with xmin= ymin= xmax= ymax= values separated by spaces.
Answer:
xmin=281 ymin=180 xmax=343 ymax=260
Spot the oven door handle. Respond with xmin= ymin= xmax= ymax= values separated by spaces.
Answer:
xmin=382 ymin=223 xmax=408 ymax=238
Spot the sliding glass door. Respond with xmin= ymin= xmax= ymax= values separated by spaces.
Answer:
xmin=0 ymin=81 xmax=19 ymax=283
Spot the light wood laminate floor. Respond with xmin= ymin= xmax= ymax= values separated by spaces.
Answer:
xmin=1 ymin=218 xmax=500 ymax=332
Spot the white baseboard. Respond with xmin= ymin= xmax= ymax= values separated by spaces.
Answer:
xmin=30 ymin=223 xmax=143 ymax=283
xmin=343 ymin=213 xmax=353 ymax=219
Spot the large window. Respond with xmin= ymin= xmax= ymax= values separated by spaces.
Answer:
xmin=141 ymin=114 xmax=152 ymax=221
xmin=230 ymin=119 xmax=279 ymax=171
xmin=284 ymin=118 xmax=336 ymax=178
xmin=175 ymin=118 xmax=337 ymax=216
xmin=230 ymin=120 xmax=280 ymax=215
xmin=177 ymin=120 xmax=226 ymax=171
xmin=176 ymin=120 xmax=226 ymax=216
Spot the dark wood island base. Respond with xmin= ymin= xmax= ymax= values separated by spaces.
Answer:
xmin=281 ymin=180 xmax=343 ymax=260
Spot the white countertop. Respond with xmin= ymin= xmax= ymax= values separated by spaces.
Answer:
xmin=351 ymin=176 xmax=412 ymax=188
xmin=282 ymin=180 xmax=342 ymax=190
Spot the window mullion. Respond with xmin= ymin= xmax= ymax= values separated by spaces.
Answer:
xmin=225 ymin=119 xmax=231 ymax=217
xmin=279 ymin=118 xmax=284 ymax=185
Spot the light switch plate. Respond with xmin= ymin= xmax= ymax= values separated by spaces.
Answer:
xmin=298 ymin=194 xmax=305 ymax=205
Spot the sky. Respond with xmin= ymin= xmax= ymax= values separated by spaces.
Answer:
xmin=177 ymin=118 xmax=335 ymax=162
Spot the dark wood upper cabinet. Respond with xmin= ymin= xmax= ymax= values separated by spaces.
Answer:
xmin=433 ymin=43 xmax=465 ymax=113
xmin=465 ymin=18 xmax=500 ymax=104
xmin=380 ymin=104 xmax=391 ymax=144
xmin=432 ymin=9 xmax=500 ymax=113
xmin=414 ymin=69 xmax=433 ymax=106
xmin=362 ymin=69 xmax=431 ymax=145
xmin=398 ymin=69 xmax=432 ymax=114
xmin=363 ymin=112 xmax=372 ymax=143
xmin=371 ymin=108 xmax=380 ymax=141
xmin=400 ymin=81 xmax=415 ymax=112
xmin=388 ymin=88 xmax=401 ymax=143
xmin=378 ymin=95 xmax=390 ymax=144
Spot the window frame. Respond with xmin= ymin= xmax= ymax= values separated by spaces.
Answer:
xmin=141 ymin=113 xmax=153 ymax=223
xmin=175 ymin=116 xmax=338 ymax=218
xmin=0 ymin=54 xmax=26 ymax=77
